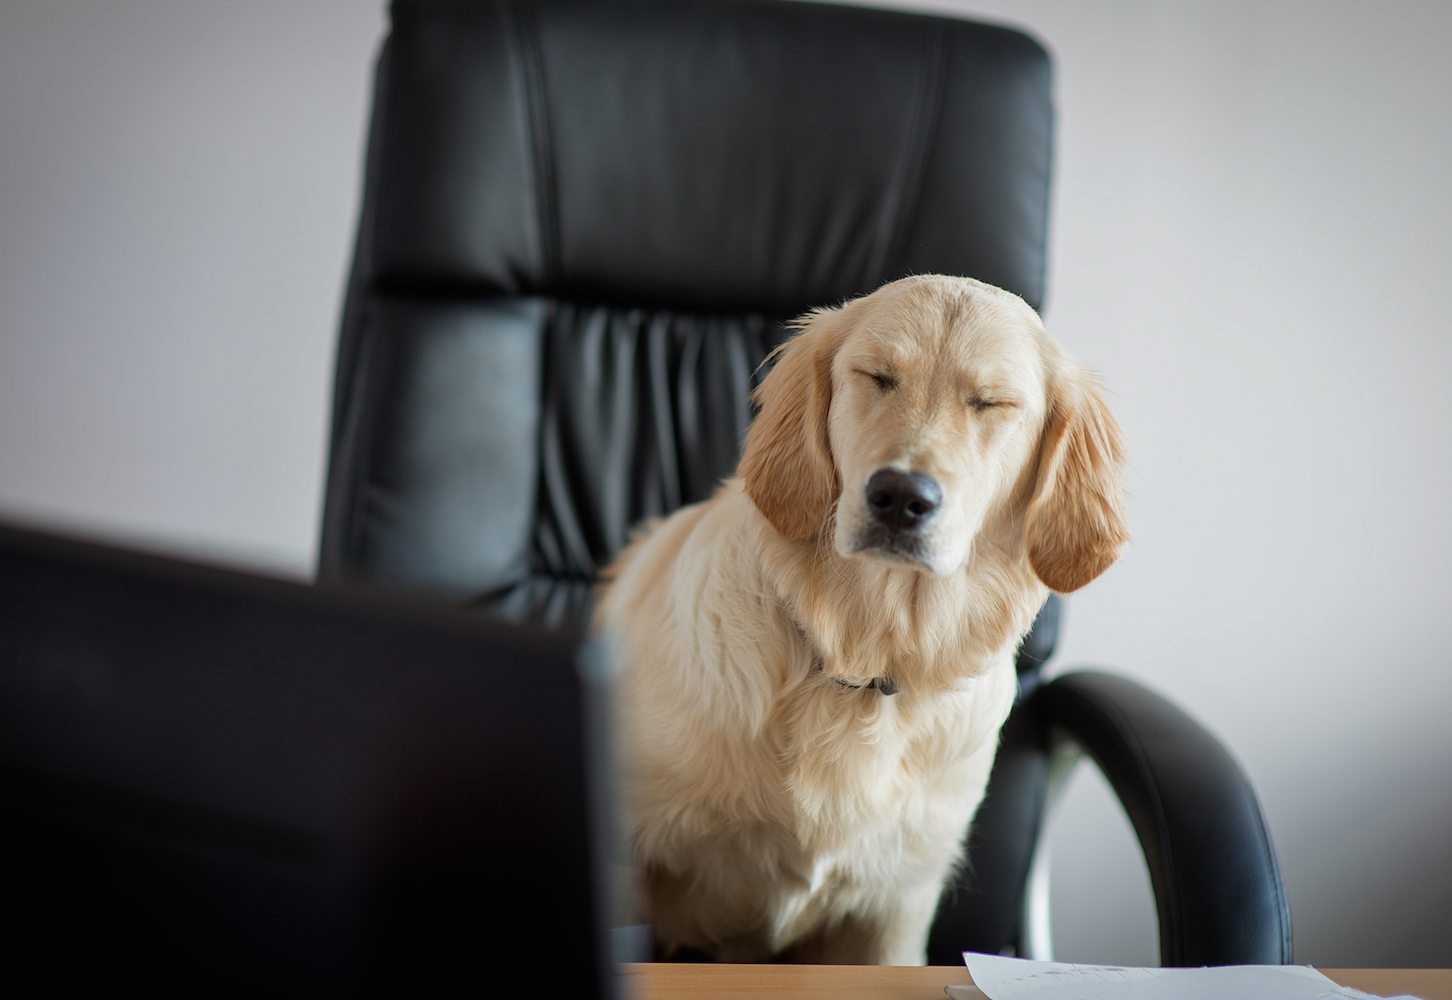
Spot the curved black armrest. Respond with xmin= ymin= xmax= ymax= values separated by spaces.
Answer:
xmin=1038 ymin=671 xmax=1293 ymax=966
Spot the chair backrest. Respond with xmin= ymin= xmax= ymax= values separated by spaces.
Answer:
xmin=319 ymin=0 xmax=1056 ymax=635
xmin=320 ymin=0 xmax=1060 ymax=961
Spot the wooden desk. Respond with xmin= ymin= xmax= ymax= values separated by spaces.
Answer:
xmin=625 ymin=963 xmax=1452 ymax=999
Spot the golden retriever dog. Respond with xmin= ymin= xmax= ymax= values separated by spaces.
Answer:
xmin=595 ymin=274 xmax=1127 ymax=965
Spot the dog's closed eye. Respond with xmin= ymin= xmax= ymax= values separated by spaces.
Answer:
xmin=856 ymin=369 xmax=899 ymax=393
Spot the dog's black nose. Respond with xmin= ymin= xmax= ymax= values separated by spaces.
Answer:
xmin=866 ymin=470 xmax=942 ymax=531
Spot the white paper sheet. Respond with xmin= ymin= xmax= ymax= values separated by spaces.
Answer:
xmin=942 ymin=953 xmax=1421 ymax=1000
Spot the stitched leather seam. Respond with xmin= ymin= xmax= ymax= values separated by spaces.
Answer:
xmin=872 ymin=27 xmax=948 ymax=286
xmin=534 ymin=310 xmax=595 ymax=579
xmin=501 ymin=1 xmax=570 ymax=586
xmin=504 ymin=0 xmax=560 ymax=287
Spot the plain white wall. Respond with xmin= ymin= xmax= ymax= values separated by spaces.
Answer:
xmin=1 ymin=0 xmax=1448 ymax=968
xmin=0 ymin=0 xmax=385 ymax=572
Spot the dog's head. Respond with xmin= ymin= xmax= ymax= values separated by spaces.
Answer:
xmin=739 ymin=275 xmax=1127 ymax=593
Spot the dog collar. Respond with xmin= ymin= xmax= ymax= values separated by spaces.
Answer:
xmin=829 ymin=673 xmax=899 ymax=696
xmin=793 ymin=622 xmax=898 ymax=696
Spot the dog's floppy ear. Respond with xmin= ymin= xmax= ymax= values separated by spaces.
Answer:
xmin=739 ymin=307 xmax=849 ymax=541
xmin=1024 ymin=366 xmax=1129 ymax=593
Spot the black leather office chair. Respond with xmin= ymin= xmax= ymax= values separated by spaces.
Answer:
xmin=319 ymin=0 xmax=1291 ymax=967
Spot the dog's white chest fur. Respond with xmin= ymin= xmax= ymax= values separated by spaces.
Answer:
xmin=601 ymin=485 xmax=1022 ymax=964
xmin=674 ymin=674 xmax=1011 ymax=964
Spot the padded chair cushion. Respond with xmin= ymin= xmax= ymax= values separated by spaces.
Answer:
xmin=363 ymin=0 xmax=1052 ymax=312
xmin=330 ymin=296 xmax=780 ymax=621
xmin=320 ymin=0 xmax=1054 ymax=623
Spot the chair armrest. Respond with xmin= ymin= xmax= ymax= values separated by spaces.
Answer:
xmin=1038 ymin=670 xmax=1293 ymax=966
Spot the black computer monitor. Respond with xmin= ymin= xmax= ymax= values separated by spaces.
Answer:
xmin=0 ymin=523 xmax=619 ymax=996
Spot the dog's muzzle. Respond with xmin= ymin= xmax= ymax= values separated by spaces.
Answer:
xmin=866 ymin=469 xmax=941 ymax=532
xmin=852 ymin=469 xmax=942 ymax=563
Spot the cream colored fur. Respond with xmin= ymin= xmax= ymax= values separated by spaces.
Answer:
xmin=595 ymin=275 xmax=1128 ymax=965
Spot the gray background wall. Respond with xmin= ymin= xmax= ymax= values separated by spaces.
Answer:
xmin=1 ymin=0 xmax=1447 ymax=967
